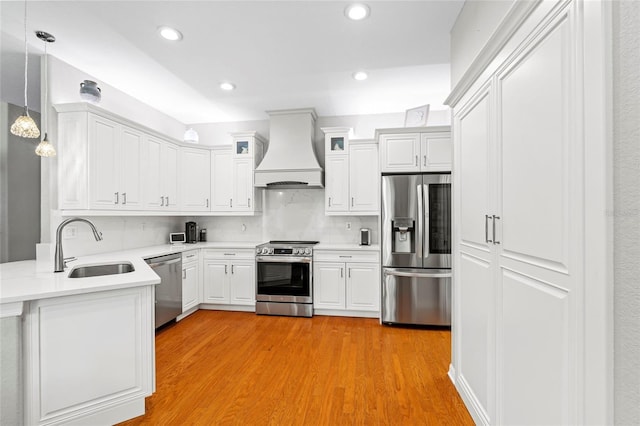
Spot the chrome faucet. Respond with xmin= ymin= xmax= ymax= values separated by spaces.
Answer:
xmin=54 ymin=218 xmax=103 ymax=272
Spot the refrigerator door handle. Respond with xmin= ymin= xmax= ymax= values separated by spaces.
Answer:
xmin=416 ymin=183 xmax=423 ymax=260
xmin=423 ymin=183 xmax=430 ymax=260
xmin=383 ymin=269 xmax=452 ymax=279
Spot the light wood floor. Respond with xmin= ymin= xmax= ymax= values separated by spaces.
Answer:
xmin=119 ymin=310 xmax=473 ymax=425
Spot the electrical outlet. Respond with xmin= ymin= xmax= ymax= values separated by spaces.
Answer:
xmin=63 ymin=225 xmax=77 ymax=239
xmin=346 ymin=222 xmax=352 ymax=230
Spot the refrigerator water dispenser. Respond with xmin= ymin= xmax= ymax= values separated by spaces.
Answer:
xmin=392 ymin=218 xmax=415 ymax=254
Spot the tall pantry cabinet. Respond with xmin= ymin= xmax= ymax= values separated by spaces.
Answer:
xmin=447 ymin=1 xmax=612 ymax=425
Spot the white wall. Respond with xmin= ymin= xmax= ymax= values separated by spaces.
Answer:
xmin=449 ymin=0 xmax=514 ymax=88
xmin=612 ymin=1 xmax=640 ymax=423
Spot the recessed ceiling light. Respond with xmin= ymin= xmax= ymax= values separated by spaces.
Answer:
xmin=352 ymin=71 xmax=368 ymax=81
xmin=345 ymin=3 xmax=370 ymax=21
xmin=220 ymin=82 xmax=236 ymax=91
xmin=158 ymin=26 xmax=182 ymax=41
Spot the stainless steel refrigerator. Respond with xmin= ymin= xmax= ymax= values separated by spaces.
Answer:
xmin=381 ymin=173 xmax=451 ymax=326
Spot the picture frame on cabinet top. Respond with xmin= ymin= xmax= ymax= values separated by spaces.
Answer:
xmin=404 ymin=104 xmax=430 ymax=127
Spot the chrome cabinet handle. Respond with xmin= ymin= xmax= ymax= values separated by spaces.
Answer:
xmin=224 ymin=253 xmax=236 ymax=256
xmin=339 ymin=255 xmax=352 ymax=258
xmin=485 ymin=215 xmax=492 ymax=243
xmin=114 ymin=192 xmax=119 ymax=204
xmin=415 ymin=155 xmax=418 ymax=166
xmin=183 ymin=269 xmax=186 ymax=279
xmin=161 ymin=196 xmax=165 ymax=206
xmin=231 ymin=264 xmax=234 ymax=274
xmin=166 ymin=196 xmax=169 ymax=206
xmin=348 ymin=268 xmax=351 ymax=278
xmin=340 ymin=268 xmax=343 ymax=278
xmin=493 ymin=215 xmax=501 ymax=245
xmin=248 ymin=198 xmax=251 ymax=208
xmin=423 ymin=155 xmax=427 ymax=167
xmin=206 ymin=198 xmax=209 ymax=208
xmin=230 ymin=199 xmax=233 ymax=208
xmin=328 ymin=197 xmax=332 ymax=207
xmin=351 ymin=197 xmax=354 ymax=207
xmin=122 ymin=192 xmax=127 ymax=205
xmin=224 ymin=264 xmax=228 ymax=274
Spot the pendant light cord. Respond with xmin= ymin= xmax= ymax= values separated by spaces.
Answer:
xmin=23 ymin=0 xmax=30 ymax=115
xmin=43 ymin=41 xmax=48 ymax=136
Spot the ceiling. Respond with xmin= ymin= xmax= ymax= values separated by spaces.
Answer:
xmin=0 ymin=1 xmax=464 ymax=125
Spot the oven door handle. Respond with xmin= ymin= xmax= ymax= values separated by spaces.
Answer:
xmin=256 ymin=256 xmax=312 ymax=264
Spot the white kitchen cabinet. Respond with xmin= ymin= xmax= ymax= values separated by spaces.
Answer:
xmin=210 ymin=132 xmax=266 ymax=215
xmin=378 ymin=126 xmax=451 ymax=173
xmin=313 ymin=249 xmax=380 ymax=317
xmin=89 ymin=115 xmax=144 ymax=210
xmin=448 ymin=2 xmax=610 ymax=424
xmin=180 ymin=146 xmax=211 ymax=212
xmin=181 ymin=250 xmax=200 ymax=315
xmin=202 ymin=249 xmax=255 ymax=309
xmin=23 ymin=286 xmax=154 ymax=425
xmin=143 ymin=135 xmax=179 ymax=211
xmin=322 ymin=127 xmax=379 ymax=216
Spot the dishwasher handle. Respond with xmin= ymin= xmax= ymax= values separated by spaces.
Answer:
xmin=383 ymin=269 xmax=452 ymax=279
xmin=145 ymin=257 xmax=182 ymax=269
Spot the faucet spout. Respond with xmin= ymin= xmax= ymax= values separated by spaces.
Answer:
xmin=54 ymin=217 xmax=103 ymax=273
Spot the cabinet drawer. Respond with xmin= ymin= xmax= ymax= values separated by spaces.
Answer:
xmin=182 ymin=250 xmax=199 ymax=262
xmin=314 ymin=250 xmax=379 ymax=263
xmin=203 ymin=248 xmax=255 ymax=260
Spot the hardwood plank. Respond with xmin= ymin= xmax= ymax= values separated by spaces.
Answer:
xmin=118 ymin=311 xmax=473 ymax=425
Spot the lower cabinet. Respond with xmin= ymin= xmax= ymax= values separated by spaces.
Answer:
xmin=202 ymin=249 xmax=255 ymax=309
xmin=313 ymin=250 xmax=380 ymax=317
xmin=181 ymin=250 xmax=200 ymax=315
xmin=23 ymin=286 xmax=155 ymax=425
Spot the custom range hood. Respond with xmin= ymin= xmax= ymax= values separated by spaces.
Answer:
xmin=255 ymin=108 xmax=323 ymax=188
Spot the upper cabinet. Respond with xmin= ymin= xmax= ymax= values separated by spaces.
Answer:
xmin=378 ymin=126 xmax=452 ymax=173
xmin=180 ymin=146 xmax=211 ymax=212
xmin=143 ymin=136 xmax=179 ymax=211
xmin=322 ymin=127 xmax=379 ymax=216
xmin=210 ymin=131 xmax=265 ymax=215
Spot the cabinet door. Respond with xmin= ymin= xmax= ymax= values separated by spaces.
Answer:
xmin=229 ymin=261 xmax=255 ymax=305
xmin=346 ymin=263 xmax=380 ymax=311
xmin=202 ymin=261 xmax=229 ymax=303
xmin=313 ymin=262 xmax=346 ymax=309
xmin=119 ymin=126 xmax=144 ymax=210
xmin=164 ymin=143 xmax=180 ymax=209
xmin=182 ymin=261 xmax=199 ymax=312
xmin=143 ymin=136 xmax=163 ymax=210
xmin=380 ymin=133 xmax=420 ymax=172
xmin=89 ymin=115 xmax=119 ymax=209
xmin=325 ymin=155 xmax=349 ymax=213
xmin=211 ymin=149 xmax=233 ymax=212
xmin=420 ymin=133 xmax=452 ymax=171
xmin=232 ymin=158 xmax=253 ymax=211
xmin=349 ymin=144 xmax=379 ymax=213
xmin=181 ymin=147 xmax=211 ymax=211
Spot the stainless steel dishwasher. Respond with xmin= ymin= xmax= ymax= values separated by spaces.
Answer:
xmin=145 ymin=253 xmax=182 ymax=329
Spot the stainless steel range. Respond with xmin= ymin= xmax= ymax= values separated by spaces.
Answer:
xmin=255 ymin=240 xmax=318 ymax=317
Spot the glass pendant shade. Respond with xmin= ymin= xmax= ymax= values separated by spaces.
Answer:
xmin=35 ymin=133 xmax=56 ymax=157
xmin=10 ymin=108 xmax=40 ymax=138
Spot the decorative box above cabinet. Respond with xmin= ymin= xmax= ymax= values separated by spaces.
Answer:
xmin=377 ymin=126 xmax=452 ymax=173
xmin=55 ymin=103 xmax=181 ymax=212
xmin=210 ymin=131 xmax=266 ymax=215
xmin=322 ymin=127 xmax=379 ymax=216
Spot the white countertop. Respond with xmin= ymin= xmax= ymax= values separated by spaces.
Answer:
xmin=0 ymin=240 xmax=375 ymax=308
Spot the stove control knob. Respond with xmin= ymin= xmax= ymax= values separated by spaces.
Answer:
xmin=268 ymin=248 xmax=274 ymax=254
xmin=304 ymin=248 xmax=312 ymax=255
xmin=293 ymin=248 xmax=300 ymax=255
xmin=256 ymin=248 xmax=261 ymax=254
xmin=262 ymin=247 xmax=269 ymax=254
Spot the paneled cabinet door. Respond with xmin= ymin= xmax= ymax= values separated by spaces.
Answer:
xmin=182 ymin=261 xmax=199 ymax=312
xmin=203 ymin=261 xmax=229 ymax=303
xmin=420 ymin=133 xmax=452 ymax=171
xmin=348 ymin=143 xmax=379 ymax=212
xmin=229 ymin=261 xmax=255 ymax=305
xmin=211 ymin=149 xmax=233 ymax=212
xmin=119 ymin=126 xmax=144 ymax=210
xmin=143 ymin=136 xmax=163 ymax=210
xmin=89 ymin=115 xmax=120 ymax=209
xmin=181 ymin=147 xmax=211 ymax=211
xmin=325 ymin=155 xmax=349 ymax=212
xmin=346 ymin=263 xmax=380 ymax=311
xmin=164 ymin=143 xmax=180 ymax=209
xmin=379 ymin=133 xmax=420 ymax=173
xmin=313 ymin=262 xmax=346 ymax=309
xmin=232 ymin=158 xmax=253 ymax=211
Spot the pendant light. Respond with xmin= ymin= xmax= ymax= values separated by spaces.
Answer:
xmin=35 ymin=30 xmax=56 ymax=157
xmin=10 ymin=0 xmax=40 ymax=139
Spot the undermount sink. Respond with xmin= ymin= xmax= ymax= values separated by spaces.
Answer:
xmin=68 ymin=262 xmax=135 ymax=278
